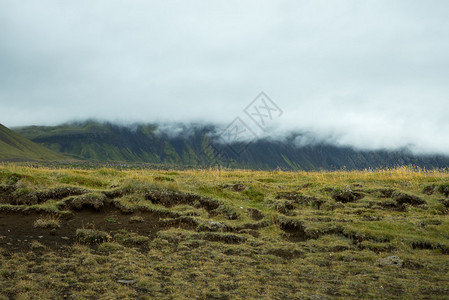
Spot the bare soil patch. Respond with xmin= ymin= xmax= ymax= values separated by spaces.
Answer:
xmin=0 ymin=205 xmax=189 ymax=252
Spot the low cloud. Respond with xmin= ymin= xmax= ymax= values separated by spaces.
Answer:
xmin=1 ymin=1 xmax=449 ymax=155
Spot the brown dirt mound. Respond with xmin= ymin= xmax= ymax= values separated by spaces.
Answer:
xmin=278 ymin=217 xmax=309 ymax=241
xmin=0 ymin=205 xmax=191 ymax=252
xmin=247 ymin=208 xmax=264 ymax=221
xmin=272 ymin=200 xmax=296 ymax=215
xmin=437 ymin=184 xmax=449 ymax=197
xmin=411 ymin=240 xmax=449 ymax=254
xmin=331 ymin=189 xmax=365 ymax=203
xmin=275 ymin=193 xmax=324 ymax=209
xmin=376 ymin=188 xmax=397 ymax=198
xmin=276 ymin=192 xmax=313 ymax=203
xmin=393 ymin=193 xmax=426 ymax=206
xmin=145 ymin=190 xmax=221 ymax=211
xmin=422 ymin=185 xmax=436 ymax=195
xmin=0 ymin=184 xmax=89 ymax=205
xmin=438 ymin=199 xmax=449 ymax=209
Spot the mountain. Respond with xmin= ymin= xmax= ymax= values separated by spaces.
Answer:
xmin=0 ymin=123 xmax=67 ymax=162
xmin=14 ymin=121 xmax=449 ymax=170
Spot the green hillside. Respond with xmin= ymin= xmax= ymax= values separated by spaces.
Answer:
xmin=14 ymin=121 xmax=449 ymax=170
xmin=0 ymin=123 xmax=66 ymax=161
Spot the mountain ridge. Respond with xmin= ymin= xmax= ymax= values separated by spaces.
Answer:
xmin=12 ymin=121 xmax=449 ymax=170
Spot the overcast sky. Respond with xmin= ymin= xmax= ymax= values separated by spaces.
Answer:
xmin=1 ymin=1 xmax=449 ymax=154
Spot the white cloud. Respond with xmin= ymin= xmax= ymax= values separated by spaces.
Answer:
xmin=1 ymin=0 xmax=448 ymax=154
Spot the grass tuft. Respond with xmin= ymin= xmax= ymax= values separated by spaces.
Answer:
xmin=33 ymin=216 xmax=60 ymax=229
xmin=76 ymin=229 xmax=111 ymax=244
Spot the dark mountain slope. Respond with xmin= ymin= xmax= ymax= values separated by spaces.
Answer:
xmin=14 ymin=121 xmax=449 ymax=170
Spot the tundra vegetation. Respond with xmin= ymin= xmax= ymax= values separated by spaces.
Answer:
xmin=0 ymin=163 xmax=448 ymax=299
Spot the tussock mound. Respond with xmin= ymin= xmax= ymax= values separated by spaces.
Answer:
xmin=145 ymin=190 xmax=221 ymax=211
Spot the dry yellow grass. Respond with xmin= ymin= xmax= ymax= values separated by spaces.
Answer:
xmin=0 ymin=163 xmax=449 ymax=298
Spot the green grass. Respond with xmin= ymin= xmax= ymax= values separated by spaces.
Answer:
xmin=0 ymin=164 xmax=449 ymax=298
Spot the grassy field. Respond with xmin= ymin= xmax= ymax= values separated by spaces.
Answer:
xmin=0 ymin=164 xmax=449 ymax=299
